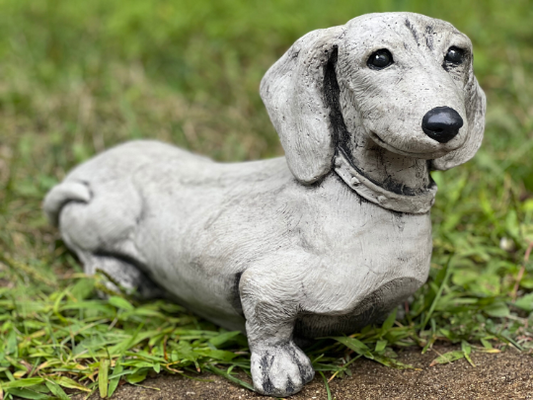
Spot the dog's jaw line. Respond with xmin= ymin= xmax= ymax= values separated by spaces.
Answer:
xmin=370 ymin=131 xmax=450 ymax=159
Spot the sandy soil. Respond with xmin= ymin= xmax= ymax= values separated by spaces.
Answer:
xmin=78 ymin=345 xmax=533 ymax=400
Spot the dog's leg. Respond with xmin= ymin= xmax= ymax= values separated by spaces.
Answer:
xmin=49 ymin=180 xmax=162 ymax=299
xmin=240 ymin=265 xmax=314 ymax=397
xmin=77 ymin=251 xmax=164 ymax=299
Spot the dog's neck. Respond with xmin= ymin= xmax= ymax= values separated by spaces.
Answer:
xmin=351 ymin=135 xmax=432 ymax=193
xmin=334 ymin=137 xmax=437 ymax=214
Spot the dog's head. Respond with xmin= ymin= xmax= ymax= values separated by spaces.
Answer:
xmin=260 ymin=12 xmax=486 ymax=184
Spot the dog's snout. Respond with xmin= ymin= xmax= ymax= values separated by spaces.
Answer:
xmin=422 ymin=107 xmax=463 ymax=143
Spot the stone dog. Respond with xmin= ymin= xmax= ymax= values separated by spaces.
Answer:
xmin=44 ymin=12 xmax=485 ymax=397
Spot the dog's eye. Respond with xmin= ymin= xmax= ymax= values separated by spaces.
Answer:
xmin=444 ymin=47 xmax=464 ymax=64
xmin=367 ymin=49 xmax=394 ymax=70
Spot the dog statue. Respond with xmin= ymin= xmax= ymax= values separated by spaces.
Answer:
xmin=44 ymin=12 xmax=485 ymax=396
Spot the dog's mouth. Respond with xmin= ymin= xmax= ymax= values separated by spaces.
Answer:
xmin=370 ymin=131 xmax=452 ymax=159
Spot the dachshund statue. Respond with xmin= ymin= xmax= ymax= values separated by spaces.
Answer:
xmin=44 ymin=12 xmax=485 ymax=396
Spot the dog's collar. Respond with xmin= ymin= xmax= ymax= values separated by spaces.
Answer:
xmin=333 ymin=150 xmax=437 ymax=214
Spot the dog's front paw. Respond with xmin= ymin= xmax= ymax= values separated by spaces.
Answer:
xmin=250 ymin=341 xmax=314 ymax=397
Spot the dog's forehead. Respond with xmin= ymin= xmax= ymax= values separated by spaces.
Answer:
xmin=342 ymin=12 xmax=468 ymax=52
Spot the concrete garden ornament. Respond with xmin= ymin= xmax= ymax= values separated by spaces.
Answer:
xmin=44 ymin=12 xmax=485 ymax=397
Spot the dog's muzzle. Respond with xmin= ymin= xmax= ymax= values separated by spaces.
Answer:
xmin=422 ymin=107 xmax=463 ymax=143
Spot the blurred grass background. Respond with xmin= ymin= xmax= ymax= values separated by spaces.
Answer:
xmin=1 ymin=0 xmax=533 ymax=398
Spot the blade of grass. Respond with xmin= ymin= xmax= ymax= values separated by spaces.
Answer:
xmin=98 ymin=358 xmax=110 ymax=398
xmin=44 ymin=380 xmax=69 ymax=400
xmin=421 ymin=255 xmax=454 ymax=329
xmin=205 ymin=364 xmax=254 ymax=391
xmin=108 ymin=358 xmax=123 ymax=398
xmin=319 ymin=371 xmax=332 ymax=400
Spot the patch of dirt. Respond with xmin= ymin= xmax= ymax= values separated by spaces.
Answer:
xmin=79 ymin=345 xmax=533 ymax=400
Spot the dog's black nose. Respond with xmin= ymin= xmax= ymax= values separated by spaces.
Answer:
xmin=422 ymin=107 xmax=463 ymax=143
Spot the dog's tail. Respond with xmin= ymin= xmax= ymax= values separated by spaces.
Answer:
xmin=43 ymin=181 xmax=92 ymax=226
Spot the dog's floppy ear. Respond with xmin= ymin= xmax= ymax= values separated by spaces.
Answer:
xmin=260 ymin=27 xmax=345 ymax=184
xmin=431 ymin=66 xmax=486 ymax=171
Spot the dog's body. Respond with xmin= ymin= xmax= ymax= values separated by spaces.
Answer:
xmin=45 ymin=141 xmax=432 ymax=333
xmin=44 ymin=13 xmax=485 ymax=396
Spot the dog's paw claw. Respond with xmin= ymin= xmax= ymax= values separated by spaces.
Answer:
xmin=251 ymin=341 xmax=314 ymax=396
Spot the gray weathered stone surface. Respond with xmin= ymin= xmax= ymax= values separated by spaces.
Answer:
xmin=44 ymin=12 xmax=485 ymax=397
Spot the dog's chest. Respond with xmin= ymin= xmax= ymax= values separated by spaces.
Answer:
xmin=290 ymin=199 xmax=432 ymax=338
xmin=293 ymin=181 xmax=433 ymax=277
xmin=284 ymin=185 xmax=433 ymax=337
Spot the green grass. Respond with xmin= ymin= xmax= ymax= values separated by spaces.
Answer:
xmin=1 ymin=0 xmax=533 ymax=398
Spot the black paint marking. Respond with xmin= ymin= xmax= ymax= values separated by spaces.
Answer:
xmin=79 ymin=180 xmax=93 ymax=199
xmin=404 ymin=18 xmax=419 ymax=45
xmin=285 ymin=377 xmax=295 ymax=395
xmin=338 ymin=147 xmax=432 ymax=197
xmin=229 ymin=271 xmax=244 ymax=316
xmin=293 ymin=349 xmax=314 ymax=382
xmin=442 ymin=59 xmax=454 ymax=72
xmin=323 ymin=45 xmax=351 ymax=157
xmin=390 ymin=208 xmax=406 ymax=218
xmin=382 ymin=172 xmax=422 ymax=196
xmin=425 ymin=25 xmax=434 ymax=50
xmin=259 ymin=352 xmax=274 ymax=394
xmin=135 ymin=190 xmax=148 ymax=225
